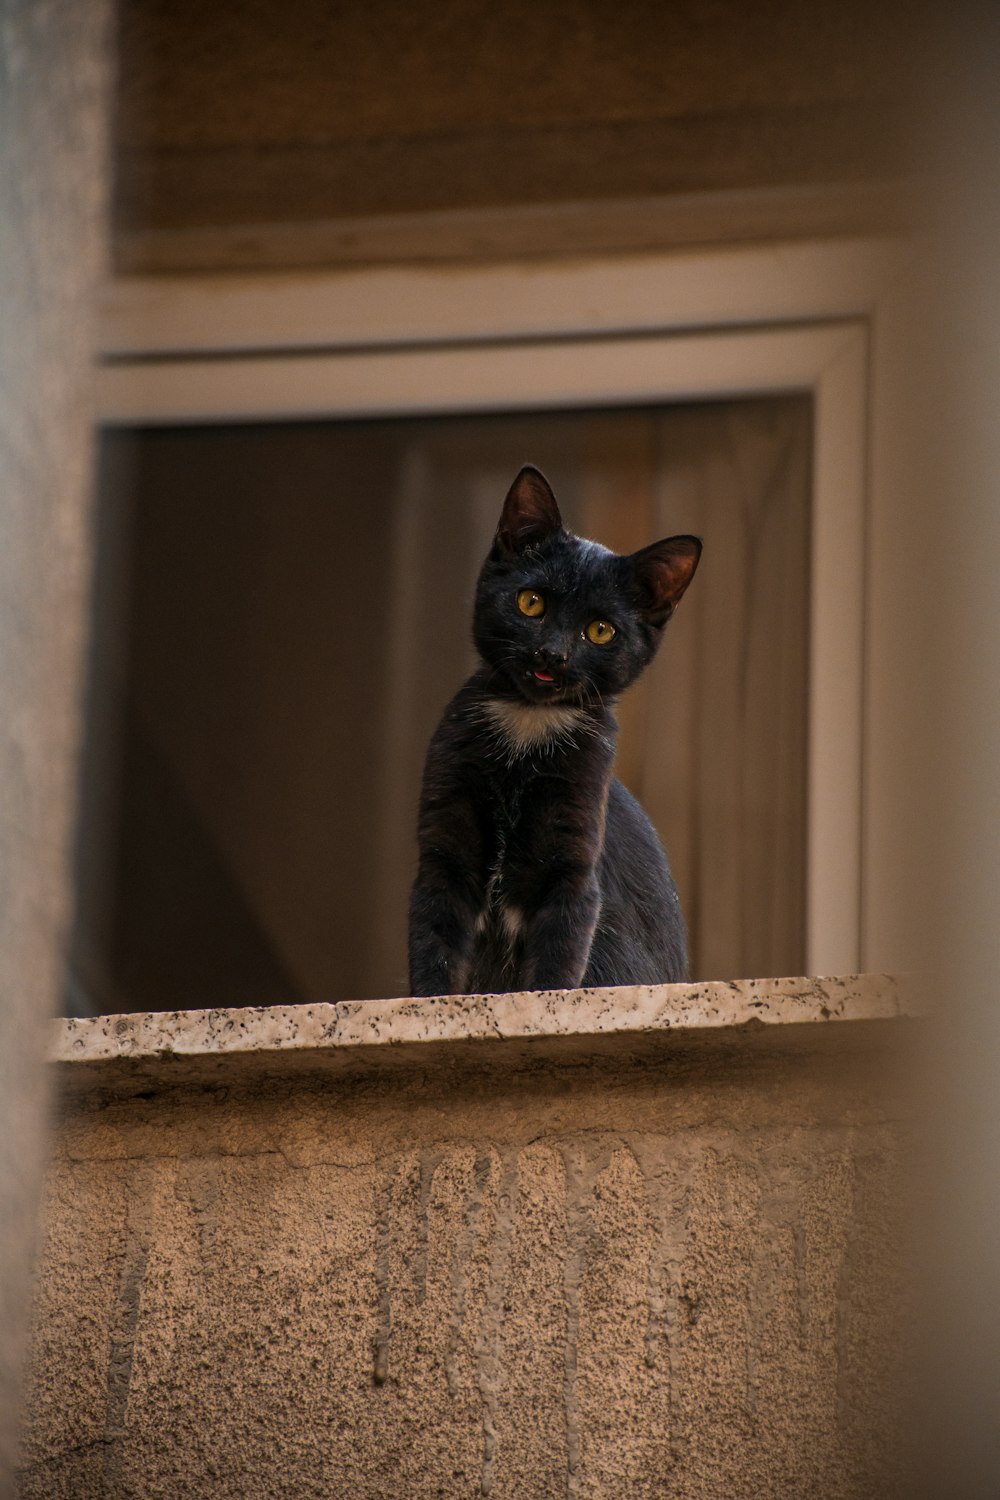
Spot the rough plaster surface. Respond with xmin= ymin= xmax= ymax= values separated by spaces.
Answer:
xmin=22 ymin=978 xmax=912 ymax=1497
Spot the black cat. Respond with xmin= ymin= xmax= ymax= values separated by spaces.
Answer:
xmin=408 ymin=465 xmax=701 ymax=997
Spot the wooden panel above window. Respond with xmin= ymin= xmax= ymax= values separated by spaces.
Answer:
xmin=112 ymin=0 xmax=925 ymax=272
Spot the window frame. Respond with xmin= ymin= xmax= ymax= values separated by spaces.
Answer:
xmin=96 ymin=238 xmax=905 ymax=976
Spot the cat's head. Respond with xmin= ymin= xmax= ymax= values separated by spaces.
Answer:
xmin=473 ymin=465 xmax=701 ymax=706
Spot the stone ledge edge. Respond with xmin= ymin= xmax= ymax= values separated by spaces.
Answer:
xmin=53 ymin=973 xmax=905 ymax=1068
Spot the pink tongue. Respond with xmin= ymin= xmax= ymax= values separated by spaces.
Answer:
xmin=534 ymin=669 xmax=555 ymax=682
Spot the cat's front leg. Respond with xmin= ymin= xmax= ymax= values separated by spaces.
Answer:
xmin=510 ymin=755 xmax=610 ymax=991
xmin=408 ymin=774 xmax=486 ymax=995
xmin=408 ymin=849 xmax=482 ymax=996
xmin=516 ymin=861 xmax=602 ymax=992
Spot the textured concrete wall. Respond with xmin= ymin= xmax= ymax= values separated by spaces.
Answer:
xmin=19 ymin=983 xmax=910 ymax=1498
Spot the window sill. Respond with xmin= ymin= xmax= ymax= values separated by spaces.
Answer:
xmin=53 ymin=973 xmax=909 ymax=1096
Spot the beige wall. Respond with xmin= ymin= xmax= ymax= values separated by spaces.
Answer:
xmin=20 ymin=987 xmax=910 ymax=1498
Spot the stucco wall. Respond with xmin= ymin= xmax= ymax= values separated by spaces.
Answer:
xmin=19 ymin=978 xmax=911 ymax=1497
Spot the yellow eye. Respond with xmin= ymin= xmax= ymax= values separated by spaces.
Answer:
xmin=586 ymin=619 xmax=616 ymax=645
xmin=517 ymin=589 xmax=545 ymax=617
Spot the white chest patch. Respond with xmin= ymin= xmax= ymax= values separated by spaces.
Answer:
xmin=482 ymin=698 xmax=585 ymax=753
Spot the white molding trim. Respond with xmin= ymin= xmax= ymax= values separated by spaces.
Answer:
xmin=95 ymin=237 xmax=906 ymax=976
xmin=96 ymin=323 xmax=859 ymax=427
xmin=808 ymin=328 xmax=868 ymax=975
xmin=98 ymin=237 xmax=900 ymax=358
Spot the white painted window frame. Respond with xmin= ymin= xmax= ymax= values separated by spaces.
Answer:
xmin=96 ymin=238 xmax=906 ymax=977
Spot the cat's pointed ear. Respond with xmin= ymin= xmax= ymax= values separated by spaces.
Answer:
xmin=495 ymin=465 xmax=563 ymax=556
xmin=628 ymin=535 xmax=702 ymax=625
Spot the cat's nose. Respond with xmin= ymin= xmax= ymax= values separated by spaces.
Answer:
xmin=535 ymin=645 xmax=569 ymax=668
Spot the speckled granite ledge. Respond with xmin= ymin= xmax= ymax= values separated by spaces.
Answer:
xmin=53 ymin=975 xmax=908 ymax=1093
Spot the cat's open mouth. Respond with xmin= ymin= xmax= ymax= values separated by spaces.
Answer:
xmin=521 ymin=665 xmax=577 ymax=702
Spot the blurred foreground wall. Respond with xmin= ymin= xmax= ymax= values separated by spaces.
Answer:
xmin=908 ymin=17 xmax=1000 ymax=1495
xmin=0 ymin=0 xmax=110 ymax=1489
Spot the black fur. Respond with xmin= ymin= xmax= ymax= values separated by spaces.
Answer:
xmin=408 ymin=465 xmax=701 ymax=996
